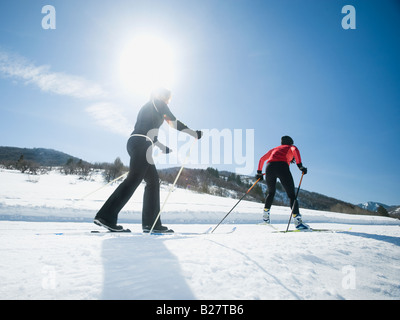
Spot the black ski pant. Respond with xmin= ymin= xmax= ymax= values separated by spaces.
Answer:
xmin=264 ymin=161 xmax=300 ymax=216
xmin=95 ymin=136 xmax=162 ymax=229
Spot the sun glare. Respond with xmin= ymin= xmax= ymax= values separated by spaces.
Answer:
xmin=118 ymin=35 xmax=176 ymax=97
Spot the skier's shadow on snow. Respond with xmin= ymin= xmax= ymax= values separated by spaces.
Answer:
xmin=100 ymin=235 xmax=195 ymax=300
xmin=344 ymin=231 xmax=400 ymax=247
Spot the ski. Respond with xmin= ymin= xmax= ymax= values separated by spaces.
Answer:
xmin=145 ymin=227 xmax=213 ymax=236
xmin=217 ymin=226 xmax=237 ymax=234
xmin=274 ymin=228 xmax=316 ymax=233
xmin=35 ymin=226 xmax=237 ymax=236
xmin=257 ymin=223 xmax=352 ymax=233
xmin=273 ymin=228 xmax=352 ymax=233
xmin=91 ymin=226 xmax=237 ymax=235
xmin=35 ymin=230 xmax=137 ymax=236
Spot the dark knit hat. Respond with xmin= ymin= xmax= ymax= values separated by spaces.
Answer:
xmin=281 ymin=136 xmax=294 ymax=145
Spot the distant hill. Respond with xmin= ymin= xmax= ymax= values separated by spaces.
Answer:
xmin=358 ymin=201 xmax=400 ymax=219
xmin=0 ymin=146 xmax=81 ymax=167
xmin=158 ymin=167 xmax=396 ymax=218
xmin=389 ymin=206 xmax=400 ymax=219
xmin=357 ymin=201 xmax=390 ymax=212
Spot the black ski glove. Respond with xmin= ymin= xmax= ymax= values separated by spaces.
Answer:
xmin=255 ymin=170 xmax=264 ymax=180
xmin=187 ymin=129 xmax=203 ymax=140
xmin=155 ymin=140 xmax=172 ymax=154
xmin=163 ymin=146 xmax=172 ymax=154
xmin=297 ymin=163 xmax=308 ymax=174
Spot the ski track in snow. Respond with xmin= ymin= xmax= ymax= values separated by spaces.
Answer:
xmin=1 ymin=169 xmax=400 ymax=300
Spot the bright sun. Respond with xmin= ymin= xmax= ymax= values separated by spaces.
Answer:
xmin=118 ymin=35 xmax=176 ymax=96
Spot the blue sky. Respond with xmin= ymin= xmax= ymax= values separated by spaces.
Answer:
xmin=1 ymin=0 xmax=399 ymax=205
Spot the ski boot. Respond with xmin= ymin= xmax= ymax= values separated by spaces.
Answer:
xmin=293 ymin=213 xmax=310 ymax=230
xmin=143 ymin=225 xmax=174 ymax=234
xmin=262 ymin=208 xmax=271 ymax=224
xmin=94 ymin=217 xmax=131 ymax=232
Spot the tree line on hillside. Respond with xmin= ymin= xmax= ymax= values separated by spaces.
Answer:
xmin=158 ymin=167 xmax=266 ymax=203
xmin=0 ymin=154 xmax=128 ymax=183
xmin=159 ymin=167 xmax=393 ymax=217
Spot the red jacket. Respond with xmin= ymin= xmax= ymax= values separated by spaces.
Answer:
xmin=258 ymin=145 xmax=302 ymax=171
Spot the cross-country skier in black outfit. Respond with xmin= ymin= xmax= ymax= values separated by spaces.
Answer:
xmin=94 ymin=88 xmax=202 ymax=233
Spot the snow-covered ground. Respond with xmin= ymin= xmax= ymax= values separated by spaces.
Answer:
xmin=1 ymin=169 xmax=399 ymax=300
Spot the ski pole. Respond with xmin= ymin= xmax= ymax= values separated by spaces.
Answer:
xmin=79 ymin=140 xmax=161 ymax=200
xmin=285 ymin=172 xmax=305 ymax=232
xmin=212 ymin=177 xmax=262 ymax=233
xmin=149 ymin=138 xmax=198 ymax=234
xmin=80 ymin=172 xmax=128 ymax=200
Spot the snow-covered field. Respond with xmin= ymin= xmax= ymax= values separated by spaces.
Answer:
xmin=1 ymin=169 xmax=399 ymax=300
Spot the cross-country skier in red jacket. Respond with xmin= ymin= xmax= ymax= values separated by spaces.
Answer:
xmin=256 ymin=136 xmax=309 ymax=229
